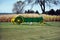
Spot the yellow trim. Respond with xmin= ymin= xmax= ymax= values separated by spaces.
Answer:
xmin=11 ymin=16 xmax=17 ymax=24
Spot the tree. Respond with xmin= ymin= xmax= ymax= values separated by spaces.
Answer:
xmin=25 ymin=10 xmax=35 ymax=13
xmin=13 ymin=0 xmax=60 ymax=14
xmin=13 ymin=1 xmax=25 ymax=14
xmin=35 ymin=10 xmax=39 ymax=14
xmin=24 ymin=0 xmax=60 ymax=13
xmin=48 ymin=9 xmax=55 ymax=15
xmin=56 ymin=9 xmax=60 ymax=15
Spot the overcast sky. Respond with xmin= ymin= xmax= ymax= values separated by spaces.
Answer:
xmin=0 ymin=0 xmax=60 ymax=13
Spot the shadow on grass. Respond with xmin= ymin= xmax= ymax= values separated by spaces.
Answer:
xmin=20 ymin=22 xmax=53 ymax=26
xmin=44 ymin=23 xmax=52 ymax=26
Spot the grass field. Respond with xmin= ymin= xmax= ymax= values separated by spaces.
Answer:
xmin=0 ymin=22 xmax=60 ymax=40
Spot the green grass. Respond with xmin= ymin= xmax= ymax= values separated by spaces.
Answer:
xmin=0 ymin=22 xmax=60 ymax=40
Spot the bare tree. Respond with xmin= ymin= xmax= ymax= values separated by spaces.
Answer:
xmin=13 ymin=1 xmax=25 ymax=14
xmin=13 ymin=0 xmax=60 ymax=14
xmin=24 ymin=0 xmax=60 ymax=13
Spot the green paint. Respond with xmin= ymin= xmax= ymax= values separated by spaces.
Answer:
xmin=14 ymin=16 xmax=44 ymax=24
xmin=23 ymin=17 xmax=43 ymax=22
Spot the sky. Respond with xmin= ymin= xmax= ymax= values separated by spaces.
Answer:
xmin=0 ymin=0 xmax=60 ymax=13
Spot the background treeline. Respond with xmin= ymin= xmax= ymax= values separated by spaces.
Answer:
xmin=25 ymin=9 xmax=60 ymax=15
xmin=25 ymin=10 xmax=39 ymax=14
xmin=0 ymin=9 xmax=60 ymax=15
xmin=44 ymin=9 xmax=60 ymax=15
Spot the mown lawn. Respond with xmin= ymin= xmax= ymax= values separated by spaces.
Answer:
xmin=0 ymin=22 xmax=60 ymax=40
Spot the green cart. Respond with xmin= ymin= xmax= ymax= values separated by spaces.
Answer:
xmin=11 ymin=14 xmax=44 ymax=24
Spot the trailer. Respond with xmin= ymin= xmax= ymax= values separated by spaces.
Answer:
xmin=11 ymin=14 xmax=44 ymax=24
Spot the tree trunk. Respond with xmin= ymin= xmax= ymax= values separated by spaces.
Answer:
xmin=39 ymin=0 xmax=45 ymax=13
xmin=43 ymin=0 xmax=45 ymax=13
xmin=42 ymin=3 xmax=45 ymax=13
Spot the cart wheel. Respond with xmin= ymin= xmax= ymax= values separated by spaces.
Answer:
xmin=15 ymin=16 xmax=23 ymax=24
